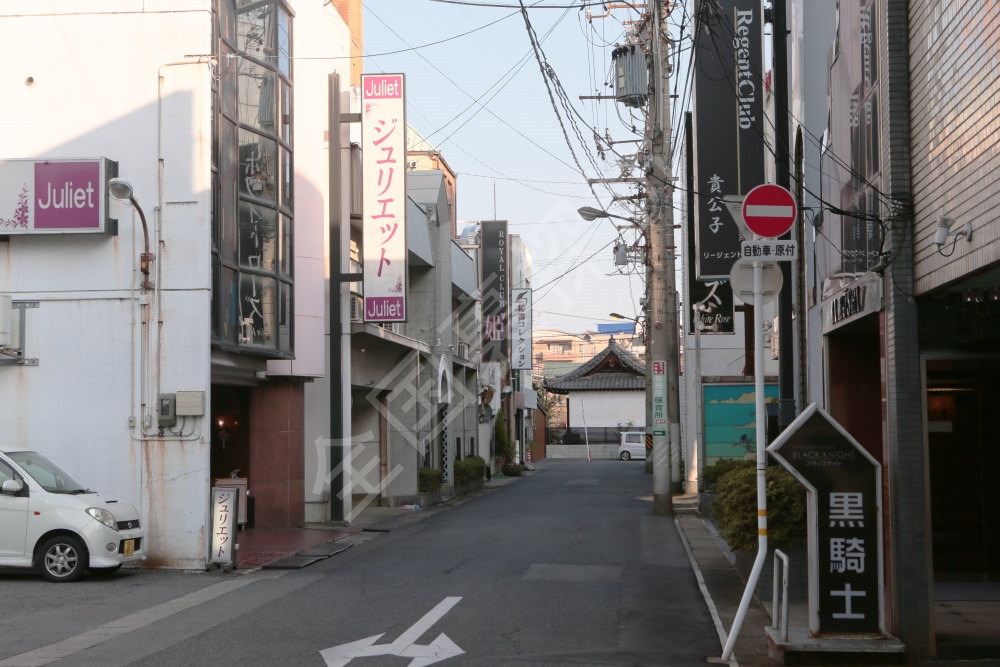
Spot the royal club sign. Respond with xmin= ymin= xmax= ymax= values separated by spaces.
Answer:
xmin=361 ymin=74 xmax=408 ymax=323
xmin=0 ymin=158 xmax=115 ymax=234
xmin=480 ymin=220 xmax=509 ymax=362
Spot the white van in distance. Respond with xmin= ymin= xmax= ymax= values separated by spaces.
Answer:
xmin=617 ymin=431 xmax=647 ymax=460
xmin=0 ymin=448 xmax=145 ymax=582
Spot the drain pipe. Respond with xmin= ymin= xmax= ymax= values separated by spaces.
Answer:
xmin=721 ymin=258 xmax=769 ymax=661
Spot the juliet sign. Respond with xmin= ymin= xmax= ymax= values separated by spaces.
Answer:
xmin=361 ymin=74 xmax=408 ymax=322
xmin=0 ymin=158 xmax=115 ymax=234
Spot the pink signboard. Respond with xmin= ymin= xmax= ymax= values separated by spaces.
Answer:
xmin=361 ymin=74 xmax=407 ymax=322
xmin=0 ymin=158 xmax=112 ymax=234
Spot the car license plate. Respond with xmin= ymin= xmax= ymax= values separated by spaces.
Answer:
xmin=123 ymin=539 xmax=135 ymax=556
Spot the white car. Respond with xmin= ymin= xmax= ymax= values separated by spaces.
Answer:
xmin=617 ymin=431 xmax=648 ymax=460
xmin=0 ymin=448 xmax=145 ymax=582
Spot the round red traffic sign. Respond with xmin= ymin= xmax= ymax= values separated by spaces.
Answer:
xmin=742 ymin=184 xmax=797 ymax=238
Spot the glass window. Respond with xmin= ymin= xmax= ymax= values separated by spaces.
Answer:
xmin=238 ymin=201 xmax=277 ymax=270
xmin=238 ymin=61 xmax=276 ymax=132
xmin=277 ymin=6 xmax=291 ymax=78
xmin=238 ymin=129 xmax=277 ymax=202
xmin=239 ymin=274 xmax=278 ymax=347
xmin=214 ymin=0 xmax=292 ymax=357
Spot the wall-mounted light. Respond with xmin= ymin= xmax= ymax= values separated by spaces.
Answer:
xmin=933 ymin=216 xmax=972 ymax=257
xmin=107 ymin=178 xmax=153 ymax=290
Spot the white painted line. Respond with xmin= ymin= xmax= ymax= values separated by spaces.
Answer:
xmin=320 ymin=597 xmax=464 ymax=666
xmin=745 ymin=204 xmax=793 ymax=218
xmin=0 ymin=575 xmax=274 ymax=666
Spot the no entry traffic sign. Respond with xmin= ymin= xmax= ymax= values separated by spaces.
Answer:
xmin=742 ymin=184 xmax=797 ymax=238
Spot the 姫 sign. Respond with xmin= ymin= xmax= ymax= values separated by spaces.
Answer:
xmin=0 ymin=158 xmax=116 ymax=234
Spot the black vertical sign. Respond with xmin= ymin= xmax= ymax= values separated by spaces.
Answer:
xmin=768 ymin=404 xmax=883 ymax=635
xmin=692 ymin=0 xmax=766 ymax=279
xmin=480 ymin=220 xmax=509 ymax=362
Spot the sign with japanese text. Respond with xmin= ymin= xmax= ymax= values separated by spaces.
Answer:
xmin=511 ymin=288 xmax=532 ymax=370
xmin=0 ymin=158 xmax=114 ymax=234
xmin=362 ymin=74 xmax=407 ymax=322
xmin=652 ymin=360 xmax=666 ymax=436
xmin=210 ymin=487 xmax=239 ymax=565
xmin=480 ymin=220 xmax=509 ymax=362
xmin=767 ymin=404 xmax=884 ymax=635
xmin=693 ymin=0 xmax=765 ymax=278
xmin=740 ymin=240 xmax=798 ymax=261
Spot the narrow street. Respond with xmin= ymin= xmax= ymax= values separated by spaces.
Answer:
xmin=0 ymin=461 xmax=724 ymax=666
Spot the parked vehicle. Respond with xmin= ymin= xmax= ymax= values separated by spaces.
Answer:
xmin=617 ymin=431 xmax=647 ymax=460
xmin=0 ymin=448 xmax=144 ymax=582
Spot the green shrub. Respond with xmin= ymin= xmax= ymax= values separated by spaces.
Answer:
xmin=702 ymin=458 xmax=752 ymax=492
xmin=419 ymin=467 xmax=443 ymax=493
xmin=712 ymin=462 xmax=806 ymax=552
xmin=501 ymin=463 xmax=522 ymax=477
xmin=454 ymin=456 xmax=486 ymax=485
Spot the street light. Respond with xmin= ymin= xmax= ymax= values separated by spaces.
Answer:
xmin=107 ymin=178 xmax=153 ymax=290
xmin=577 ymin=206 xmax=637 ymax=224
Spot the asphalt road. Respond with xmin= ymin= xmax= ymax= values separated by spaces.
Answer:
xmin=0 ymin=460 xmax=725 ymax=666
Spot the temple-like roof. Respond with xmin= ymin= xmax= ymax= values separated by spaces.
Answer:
xmin=542 ymin=337 xmax=645 ymax=394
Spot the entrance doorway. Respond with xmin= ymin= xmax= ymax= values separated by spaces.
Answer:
xmin=926 ymin=358 xmax=1000 ymax=580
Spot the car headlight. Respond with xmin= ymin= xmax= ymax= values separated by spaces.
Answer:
xmin=86 ymin=507 xmax=118 ymax=530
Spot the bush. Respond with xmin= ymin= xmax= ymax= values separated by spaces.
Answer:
xmin=702 ymin=458 xmax=751 ymax=492
xmin=712 ymin=461 xmax=806 ymax=552
xmin=501 ymin=463 xmax=522 ymax=477
xmin=454 ymin=456 xmax=486 ymax=485
xmin=419 ymin=467 xmax=443 ymax=493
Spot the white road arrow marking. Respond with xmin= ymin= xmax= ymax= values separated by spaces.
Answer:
xmin=320 ymin=597 xmax=464 ymax=666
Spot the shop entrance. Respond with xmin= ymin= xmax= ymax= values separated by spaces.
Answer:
xmin=926 ymin=357 xmax=1000 ymax=580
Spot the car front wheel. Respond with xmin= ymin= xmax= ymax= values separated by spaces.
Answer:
xmin=620 ymin=451 xmax=632 ymax=461
xmin=38 ymin=535 xmax=88 ymax=582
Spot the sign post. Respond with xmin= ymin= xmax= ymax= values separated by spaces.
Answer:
xmin=767 ymin=404 xmax=885 ymax=636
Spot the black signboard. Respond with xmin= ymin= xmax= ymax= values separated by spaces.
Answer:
xmin=767 ymin=404 xmax=883 ymax=635
xmin=480 ymin=220 xmax=509 ymax=362
xmin=687 ymin=279 xmax=735 ymax=335
xmin=692 ymin=0 xmax=766 ymax=279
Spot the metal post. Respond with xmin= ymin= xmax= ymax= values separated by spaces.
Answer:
xmin=773 ymin=0 xmax=796 ymax=429
xmin=721 ymin=258 xmax=769 ymax=660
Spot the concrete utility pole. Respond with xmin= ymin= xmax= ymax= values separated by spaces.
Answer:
xmin=646 ymin=0 xmax=679 ymax=514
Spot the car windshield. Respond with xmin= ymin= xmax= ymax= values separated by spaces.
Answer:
xmin=6 ymin=451 xmax=91 ymax=493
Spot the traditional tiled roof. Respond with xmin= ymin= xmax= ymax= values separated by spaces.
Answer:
xmin=542 ymin=337 xmax=645 ymax=394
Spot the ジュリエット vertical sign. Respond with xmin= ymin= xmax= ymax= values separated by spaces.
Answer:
xmin=480 ymin=220 xmax=509 ymax=362
xmin=362 ymin=74 xmax=407 ymax=322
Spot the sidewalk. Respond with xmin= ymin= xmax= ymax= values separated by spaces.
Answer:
xmin=233 ymin=473 xmax=523 ymax=571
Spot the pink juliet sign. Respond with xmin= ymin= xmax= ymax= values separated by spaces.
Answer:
xmin=361 ymin=74 xmax=407 ymax=322
xmin=0 ymin=158 xmax=113 ymax=234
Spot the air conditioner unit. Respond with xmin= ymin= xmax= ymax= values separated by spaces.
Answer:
xmin=349 ymin=295 xmax=363 ymax=323
xmin=457 ymin=342 xmax=470 ymax=358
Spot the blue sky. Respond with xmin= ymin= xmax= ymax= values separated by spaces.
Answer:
xmin=361 ymin=0 xmax=653 ymax=333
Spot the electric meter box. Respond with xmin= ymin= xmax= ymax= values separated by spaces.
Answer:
xmin=175 ymin=391 xmax=205 ymax=416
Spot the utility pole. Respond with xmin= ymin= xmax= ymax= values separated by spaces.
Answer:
xmin=646 ymin=0 xmax=679 ymax=514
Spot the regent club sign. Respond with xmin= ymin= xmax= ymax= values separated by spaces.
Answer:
xmin=0 ymin=158 xmax=115 ymax=234
xmin=361 ymin=74 xmax=408 ymax=322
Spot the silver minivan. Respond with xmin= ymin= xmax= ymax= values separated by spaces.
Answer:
xmin=617 ymin=431 xmax=647 ymax=460
xmin=0 ymin=448 xmax=145 ymax=582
